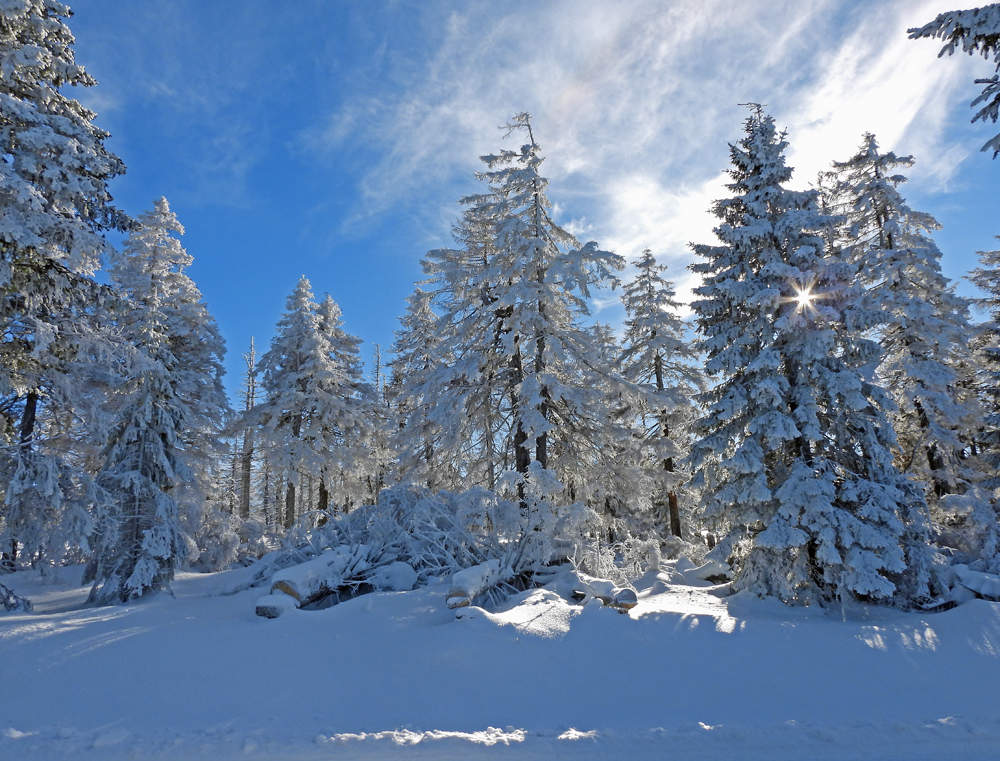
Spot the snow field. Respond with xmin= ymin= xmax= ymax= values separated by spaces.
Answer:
xmin=1 ymin=562 xmax=999 ymax=760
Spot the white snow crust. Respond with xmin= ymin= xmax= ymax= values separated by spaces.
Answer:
xmin=1 ymin=562 xmax=999 ymax=760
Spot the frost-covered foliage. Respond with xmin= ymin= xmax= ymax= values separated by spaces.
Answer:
xmin=86 ymin=354 xmax=188 ymax=604
xmin=966 ymin=240 xmax=1000 ymax=572
xmin=387 ymin=288 xmax=449 ymax=489
xmin=971 ymin=239 xmax=1000 ymax=479
xmin=0 ymin=0 xmax=130 ymax=570
xmin=87 ymin=199 xmax=228 ymax=603
xmin=0 ymin=0 xmax=127 ymax=264
xmin=690 ymin=109 xmax=928 ymax=607
xmin=910 ymin=4 xmax=1000 ymax=157
xmin=619 ymin=249 xmax=704 ymax=539
xmin=250 ymin=278 xmax=379 ymax=528
xmin=394 ymin=113 xmax=628 ymax=525
xmin=573 ymin=534 xmax=665 ymax=588
xmin=241 ymin=483 xmax=601 ymax=607
xmin=823 ymin=135 xmax=984 ymax=504
xmin=0 ymin=579 xmax=31 ymax=611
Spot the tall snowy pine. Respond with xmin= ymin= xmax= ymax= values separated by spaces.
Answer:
xmin=250 ymin=278 xmax=378 ymax=527
xmin=690 ymin=110 xmax=927 ymax=606
xmin=822 ymin=135 xmax=986 ymax=515
xmin=619 ymin=250 xmax=703 ymax=539
xmin=88 ymin=198 xmax=228 ymax=603
xmin=406 ymin=114 xmax=626 ymax=533
xmin=389 ymin=287 xmax=452 ymax=489
xmin=967 ymin=240 xmax=1000 ymax=572
xmin=0 ymin=0 xmax=129 ymax=569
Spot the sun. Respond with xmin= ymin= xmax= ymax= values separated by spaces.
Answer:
xmin=794 ymin=286 xmax=814 ymax=311
xmin=788 ymin=280 xmax=819 ymax=315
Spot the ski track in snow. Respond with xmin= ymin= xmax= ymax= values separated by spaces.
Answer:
xmin=1 ymin=564 xmax=999 ymax=760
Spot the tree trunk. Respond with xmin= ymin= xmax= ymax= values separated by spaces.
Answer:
xmin=19 ymin=390 xmax=37 ymax=452
xmin=652 ymin=356 xmax=682 ymax=538
xmin=3 ymin=390 xmax=39 ymax=570
xmin=239 ymin=430 xmax=253 ymax=520
xmin=668 ymin=490 xmax=682 ymax=539
xmin=284 ymin=482 xmax=296 ymax=530
xmin=318 ymin=478 xmax=329 ymax=514
xmin=535 ymin=330 xmax=548 ymax=470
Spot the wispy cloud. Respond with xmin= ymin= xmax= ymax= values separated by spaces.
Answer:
xmin=301 ymin=1 xmax=981 ymax=270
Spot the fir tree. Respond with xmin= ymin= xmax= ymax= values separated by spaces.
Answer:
xmin=620 ymin=249 xmax=703 ymax=539
xmin=88 ymin=198 xmax=229 ymax=602
xmin=389 ymin=288 xmax=450 ymax=489
xmin=238 ymin=338 xmax=257 ymax=521
xmin=398 ymin=113 xmax=627 ymax=539
xmin=690 ymin=109 xmax=926 ymax=606
xmin=0 ymin=0 xmax=129 ymax=569
xmin=910 ymin=5 xmax=1000 ymax=157
xmin=967 ymin=240 xmax=1000 ymax=572
xmin=461 ymin=113 xmax=624 ymax=514
xmin=822 ymin=135 xmax=984 ymax=506
xmin=251 ymin=278 xmax=378 ymax=527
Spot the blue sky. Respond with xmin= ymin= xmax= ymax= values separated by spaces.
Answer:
xmin=67 ymin=0 xmax=999 ymax=398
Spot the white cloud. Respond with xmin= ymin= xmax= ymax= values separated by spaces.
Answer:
xmin=299 ymin=0 xmax=990 ymax=300
xmin=780 ymin=0 xmax=981 ymax=190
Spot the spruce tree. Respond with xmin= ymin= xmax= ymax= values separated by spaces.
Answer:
xmin=690 ymin=109 xmax=926 ymax=606
xmin=620 ymin=249 xmax=703 ymax=539
xmin=461 ymin=113 xmax=624 ymax=512
xmin=910 ymin=5 xmax=1000 ymax=157
xmin=967 ymin=240 xmax=1000 ymax=572
xmin=823 ymin=135 xmax=985 ymax=507
xmin=251 ymin=278 xmax=377 ymax=527
xmin=0 ymin=0 xmax=129 ymax=569
xmin=88 ymin=198 xmax=229 ymax=602
xmin=389 ymin=288 xmax=451 ymax=489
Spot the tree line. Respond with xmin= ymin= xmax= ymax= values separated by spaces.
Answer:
xmin=2 ymin=0 xmax=999 ymax=608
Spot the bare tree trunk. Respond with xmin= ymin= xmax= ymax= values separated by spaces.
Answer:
xmin=19 ymin=390 xmax=37 ymax=452
xmin=511 ymin=344 xmax=530 ymax=511
xmin=284 ymin=482 xmax=296 ymax=530
xmin=318 ymin=478 xmax=329 ymax=514
xmin=535 ymin=331 xmax=548 ymax=470
xmin=240 ymin=430 xmax=253 ymax=520
xmin=3 ymin=391 xmax=39 ymax=570
xmin=653 ymin=355 xmax=683 ymax=540
xmin=239 ymin=338 xmax=257 ymax=520
xmin=668 ymin=490 xmax=682 ymax=539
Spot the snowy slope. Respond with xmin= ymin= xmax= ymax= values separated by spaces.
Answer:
xmin=1 ymin=563 xmax=999 ymax=760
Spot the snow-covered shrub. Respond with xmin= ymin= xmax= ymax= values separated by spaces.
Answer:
xmin=242 ymin=483 xmax=600 ymax=608
xmin=0 ymin=581 xmax=32 ymax=613
xmin=936 ymin=490 xmax=1000 ymax=575
xmin=574 ymin=535 xmax=662 ymax=587
xmin=236 ymin=518 xmax=273 ymax=565
xmin=187 ymin=504 xmax=241 ymax=572
xmin=659 ymin=534 xmax=707 ymax=566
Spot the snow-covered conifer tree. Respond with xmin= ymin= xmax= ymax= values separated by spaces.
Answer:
xmin=389 ymin=288 xmax=451 ymax=489
xmin=822 ymin=135 xmax=984 ymax=507
xmin=237 ymin=338 xmax=258 ymax=521
xmin=966 ymin=240 xmax=1000 ymax=571
xmin=0 ymin=0 xmax=129 ymax=569
xmin=87 ymin=198 xmax=229 ymax=602
xmin=620 ymin=250 xmax=703 ymax=539
xmin=910 ymin=5 xmax=1000 ymax=157
xmin=690 ymin=109 xmax=926 ymax=606
xmin=971 ymin=240 xmax=1000 ymax=466
xmin=460 ymin=114 xmax=624 ymax=515
xmin=251 ymin=278 xmax=378 ymax=527
xmin=396 ymin=198 xmax=515 ymax=493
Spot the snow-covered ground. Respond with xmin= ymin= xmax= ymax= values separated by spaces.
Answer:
xmin=2 ymin=563 xmax=999 ymax=760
